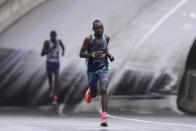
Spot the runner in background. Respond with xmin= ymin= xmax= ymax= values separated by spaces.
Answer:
xmin=41 ymin=30 xmax=65 ymax=104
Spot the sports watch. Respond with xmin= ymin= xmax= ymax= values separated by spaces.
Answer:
xmin=91 ymin=52 xmax=95 ymax=58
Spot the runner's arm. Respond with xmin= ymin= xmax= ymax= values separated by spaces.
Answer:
xmin=41 ymin=41 xmax=50 ymax=56
xmin=105 ymin=35 xmax=114 ymax=62
xmin=59 ymin=40 xmax=65 ymax=56
xmin=79 ymin=37 xmax=93 ymax=58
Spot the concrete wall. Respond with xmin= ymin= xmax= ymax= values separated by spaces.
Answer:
xmin=0 ymin=0 xmax=48 ymax=34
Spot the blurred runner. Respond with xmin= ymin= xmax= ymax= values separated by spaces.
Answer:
xmin=41 ymin=30 xmax=65 ymax=105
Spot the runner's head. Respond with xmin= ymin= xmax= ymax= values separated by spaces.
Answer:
xmin=92 ymin=20 xmax=104 ymax=38
xmin=50 ymin=30 xmax=57 ymax=41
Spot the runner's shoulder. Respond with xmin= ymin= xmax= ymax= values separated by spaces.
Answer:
xmin=44 ymin=40 xmax=50 ymax=46
xmin=104 ymin=34 xmax=110 ymax=43
xmin=84 ymin=35 xmax=93 ymax=44
xmin=57 ymin=39 xmax=62 ymax=42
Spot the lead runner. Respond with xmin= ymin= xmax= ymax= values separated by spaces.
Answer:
xmin=79 ymin=20 xmax=114 ymax=127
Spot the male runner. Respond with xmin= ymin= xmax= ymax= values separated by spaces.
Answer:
xmin=41 ymin=30 xmax=65 ymax=104
xmin=79 ymin=20 xmax=114 ymax=127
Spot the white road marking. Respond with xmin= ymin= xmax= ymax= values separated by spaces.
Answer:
xmin=106 ymin=113 xmax=196 ymax=128
xmin=96 ymin=101 xmax=196 ymax=129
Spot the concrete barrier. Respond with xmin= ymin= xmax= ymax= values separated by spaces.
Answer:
xmin=0 ymin=0 xmax=48 ymax=34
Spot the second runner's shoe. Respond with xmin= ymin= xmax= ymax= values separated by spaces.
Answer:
xmin=52 ymin=94 xmax=58 ymax=105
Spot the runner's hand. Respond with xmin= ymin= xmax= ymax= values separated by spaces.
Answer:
xmin=94 ymin=51 xmax=103 ymax=57
xmin=109 ymin=55 xmax=114 ymax=62
xmin=62 ymin=52 xmax=64 ymax=56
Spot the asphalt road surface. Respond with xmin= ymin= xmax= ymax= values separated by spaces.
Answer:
xmin=0 ymin=106 xmax=196 ymax=131
xmin=0 ymin=95 xmax=196 ymax=131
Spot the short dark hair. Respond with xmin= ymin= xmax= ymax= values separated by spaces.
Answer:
xmin=93 ymin=20 xmax=101 ymax=27
xmin=50 ymin=30 xmax=56 ymax=35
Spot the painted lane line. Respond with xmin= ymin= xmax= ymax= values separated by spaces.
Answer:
xmin=107 ymin=114 xmax=196 ymax=128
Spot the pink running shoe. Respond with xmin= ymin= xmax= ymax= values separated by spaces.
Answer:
xmin=85 ymin=89 xmax=93 ymax=103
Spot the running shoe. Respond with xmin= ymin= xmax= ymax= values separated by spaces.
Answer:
xmin=52 ymin=94 xmax=58 ymax=105
xmin=85 ymin=88 xmax=93 ymax=103
xmin=52 ymin=99 xmax=58 ymax=105
xmin=100 ymin=117 xmax=108 ymax=127
xmin=53 ymin=94 xmax=58 ymax=101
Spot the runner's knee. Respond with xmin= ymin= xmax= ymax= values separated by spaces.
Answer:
xmin=101 ymin=86 xmax=107 ymax=95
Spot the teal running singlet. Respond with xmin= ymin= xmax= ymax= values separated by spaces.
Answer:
xmin=86 ymin=34 xmax=109 ymax=72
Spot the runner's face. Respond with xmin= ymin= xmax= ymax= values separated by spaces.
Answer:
xmin=50 ymin=32 xmax=57 ymax=40
xmin=93 ymin=23 xmax=104 ymax=37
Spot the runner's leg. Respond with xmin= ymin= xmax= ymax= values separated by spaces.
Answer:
xmin=99 ymin=70 xmax=109 ymax=126
xmin=47 ymin=62 xmax=53 ymax=95
xmin=88 ymin=71 xmax=98 ymax=98
xmin=100 ymin=82 xmax=108 ymax=112
xmin=53 ymin=62 xmax=59 ymax=101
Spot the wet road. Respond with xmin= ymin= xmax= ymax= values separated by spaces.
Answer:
xmin=0 ymin=107 xmax=196 ymax=131
xmin=0 ymin=96 xmax=196 ymax=131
